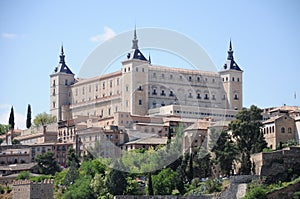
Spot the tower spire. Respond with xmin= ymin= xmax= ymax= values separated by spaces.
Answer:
xmin=148 ymin=52 xmax=151 ymax=64
xmin=132 ymin=26 xmax=139 ymax=49
xmin=59 ymin=44 xmax=65 ymax=64
xmin=227 ymin=39 xmax=234 ymax=61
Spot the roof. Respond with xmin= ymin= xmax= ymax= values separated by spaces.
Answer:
xmin=53 ymin=46 xmax=74 ymax=75
xmin=125 ymin=136 xmax=168 ymax=145
xmin=222 ymin=40 xmax=242 ymax=71
xmin=185 ymin=120 xmax=211 ymax=131
xmin=0 ymin=163 xmax=37 ymax=171
xmin=263 ymin=115 xmax=284 ymax=124
xmin=126 ymin=49 xmax=148 ymax=61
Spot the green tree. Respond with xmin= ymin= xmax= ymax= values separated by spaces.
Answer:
xmin=0 ymin=124 xmax=10 ymax=135
xmin=147 ymin=172 xmax=153 ymax=195
xmin=35 ymin=151 xmax=61 ymax=175
xmin=66 ymin=147 xmax=80 ymax=168
xmin=62 ymin=175 xmax=95 ymax=199
xmin=244 ymin=187 xmax=267 ymax=199
xmin=33 ymin=112 xmax=56 ymax=126
xmin=90 ymin=173 xmax=113 ymax=199
xmin=64 ymin=162 xmax=79 ymax=187
xmin=16 ymin=171 xmax=30 ymax=180
xmin=152 ymin=168 xmax=177 ymax=195
xmin=212 ymin=130 xmax=238 ymax=176
xmin=229 ymin=105 xmax=265 ymax=174
xmin=8 ymin=106 xmax=14 ymax=130
xmin=26 ymin=104 xmax=32 ymax=129
xmin=12 ymin=139 xmax=20 ymax=145
xmin=106 ymin=166 xmax=127 ymax=195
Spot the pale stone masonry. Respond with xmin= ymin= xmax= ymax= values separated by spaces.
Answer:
xmin=50 ymin=29 xmax=243 ymax=123
xmin=13 ymin=179 xmax=54 ymax=199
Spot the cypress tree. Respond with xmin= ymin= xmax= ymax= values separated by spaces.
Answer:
xmin=9 ymin=106 xmax=15 ymax=130
xmin=147 ymin=172 xmax=153 ymax=195
xmin=26 ymin=104 xmax=32 ymax=129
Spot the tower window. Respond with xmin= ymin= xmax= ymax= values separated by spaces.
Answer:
xmin=52 ymin=89 xmax=55 ymax=96
xmin=108 ymin=108 xmax=111 ymax=115
xmin=124 ymin=68 xmax=126 ymax=72
xmin=152 ymin=89 xmax=157 ymax=95
xmin=117 ymin=78 xmax=119 ymax=85
xmin=53 ymin=80 xmax=56 ymax=86
xmin=53 ymin=101 xmax=56 ymax=108
xmin=65 ymin=79 xmax=68 ymax=85
xmin=103 ymin=82 xmax=105 ymax=89
xmin=139 ymin=99 xmax=142 ymax=105
xmin=204 ymin=94 xmax=209 ymax=100
xmin=237 ymin=78 xmax=240 ymax=82
xmin=128 ymin=67 xmax=130 ymax=72
xmin=126 ymin=85 xmax=129 ymax=92
xmin=281 ymin=127 xmax=285 ymax=133
xmin=110 ymin=80 xmax=113 ymax=88
xmin=161 ymin=90 xmax=165 ymax=96
xmin=138 ymin=85 xmax=142 ymax=91
xmin=197 ymin=93 xmax=201 ymax=99
xmin=96 ymin=84 xmax=98 ymax=91
xmin=170 ymin=74 xmax=173 ymax=79
xmin=197 ymin=77 xmax=200 ymax=82
xmin=189 ymin=76 xmax=192 ymax=81
xmin=232 ymin=77 xmax=235 ymax=81
xmin=226 ymin=77 xmax=228 ymax=81
xmin=288 ymin=127 xmax=292 ymax=133
xmin=169 ymin=91 xmax=174 ymax=97
xmin=234 ymin=94 xmax=238 ymax=100
xmin=136 ymin=67 xmax=138 ymax=72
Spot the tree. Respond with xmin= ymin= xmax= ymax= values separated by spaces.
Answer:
xmin=35 ymin=151 xmax=61 ymax=175
xmin=64 ymin=162 xmax=79 ymax=187
xmin=26 ymin=104 xmax=32 ymax=129
xmin=229 ymin=105 xmax=264 ymax=175
xmin=66 ymin=147 xmax=80 ymax=168
xmin=33 ymin=112 xmax=56 ymax=126
xmin=12 ymin=139 xmax=20 ymax=145
xmin=212 ymin=130 xmax=238 ymax=176
xmin=152 ymin=168 xmax=177 ymax=195
xmin=90 ymin=173 xmax=112 ymax=199
xmin=0 ymin=124 xmax=10 ymax=135
xmin=147 ymin=173 xmax=153 ymax=195
xmin=106 ymin=166 xmax=127 ymax=195
xmin=16 ymin=171 xmax=30 ymax=180
xmin=8 ymin=106 xmax=14 ymax=130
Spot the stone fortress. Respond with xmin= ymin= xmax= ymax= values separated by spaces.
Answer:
xmin=50 ymin=28 xmax=243 ymax=124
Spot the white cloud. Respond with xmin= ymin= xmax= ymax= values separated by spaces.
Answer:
xmin=1 ymin=33 xmax=17 ymax=39
xmin=0 ymin=105 xmax=26 ymax=130
xmin=90 ymin=26 xmax=116 ymax=43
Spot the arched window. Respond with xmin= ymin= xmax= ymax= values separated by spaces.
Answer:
xmin=288 ymin=127 xmax=292 ymax=133
xmin=281 ymin=127 xmax=285 ymax=133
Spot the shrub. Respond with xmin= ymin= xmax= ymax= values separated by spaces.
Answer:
xmin=244 ymin=187 xmax=267 ymax=199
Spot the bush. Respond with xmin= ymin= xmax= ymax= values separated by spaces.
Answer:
xmin=16 ymin=171 xmax=30 ymax=180
xmin=244 ymin=187 xmax=267 ymax=199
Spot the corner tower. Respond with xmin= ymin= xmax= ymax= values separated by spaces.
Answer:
xmin=121 ymin=28 xmax=150 ymax=115
xmin=50 ymin=46 xmax=75 ymax=121
xmin=219 ymin=40 xmax=243 ymax=110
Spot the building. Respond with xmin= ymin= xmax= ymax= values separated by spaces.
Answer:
xmin=13 ymin=179 xmax=54 ymax=199
xmin=49 ymin=29 xmax=243 ymax=123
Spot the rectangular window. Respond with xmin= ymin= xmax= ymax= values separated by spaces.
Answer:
xmin=139 ymin=99 xmax=142 ymax=105
xmin=65 ymin=79 xmax=68 ymax=85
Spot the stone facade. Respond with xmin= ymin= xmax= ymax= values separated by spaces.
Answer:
xmin=261 ymin=114 xmax=296 ymax=150
xmin=49 ymin=30 xmax=243 ymax=123
xmin=13 ymin=179 xmax=54 ymax=199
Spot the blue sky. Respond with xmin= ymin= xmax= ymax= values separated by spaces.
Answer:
xmin=0 ymin=0 xmax=300 ymax=129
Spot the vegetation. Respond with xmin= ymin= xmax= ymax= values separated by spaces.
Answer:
xmin=16 ymin=171 xmax=30 ymax=180
xmin=8 ymin=106 xmax=15 ymax=130
xmin=36 ymin=151 xmax=61 ymax=175
xmin=26 ymin=104 xmax=32 ymax=128
xmin=0 ymin=124 xmax=10 ymax=135
xmin=12 ymin=139 xmax=20 ymax=145
xmin=229 ymin=105 xmax=267 ymax=174
xmin=33 ymin=112 xmax=56 ymax=126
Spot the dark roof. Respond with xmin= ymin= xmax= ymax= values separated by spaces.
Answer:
xmin=53 ymin=46 xmax=74 ymax=75
xmin=125 ymin=28 xmax=149 ymax=62
xmin=223 ymin=40 xmax=242 ymax=71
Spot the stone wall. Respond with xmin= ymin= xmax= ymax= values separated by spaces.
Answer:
xmin=13 ymin=179 xmax=54 ymax=199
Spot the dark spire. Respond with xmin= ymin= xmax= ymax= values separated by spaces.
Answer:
xmin=59 ymin=44 xmax=65 ymax=64
xmin=148 ymin=53 xmax=151 ymax=64
xmin=132 ymin=26 xmax=139 ymax=49
xmin=54 ymin=45 xmax=74 ymax=74
xmin=227 ymin=39 xmax=234 ymax=61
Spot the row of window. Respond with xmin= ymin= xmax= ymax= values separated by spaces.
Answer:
xmin=124 ymin=67 xmax=145 ymax=73
xmin=262 ymin=126 xmax=293 ymax=134
xmin=222 ymin=76 xmax=240 ymax=82
xmin=152 ymin=72 xmax=218 ymax=83
xmin=151 ymin=88 xmax=218 ymax=100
